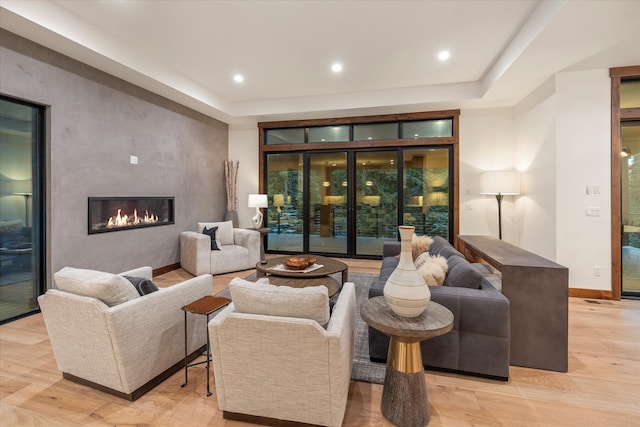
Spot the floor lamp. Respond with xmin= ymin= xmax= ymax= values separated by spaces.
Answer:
xmin=480 ymin=171 xmax=520 ymax=239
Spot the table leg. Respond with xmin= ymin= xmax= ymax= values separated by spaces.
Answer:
xmin=342 ymin=268 xmax=348 ymax=284
xmin=181 ymin=311 xmax=188 ymax=388
xmin=381 ymin=338 xmax=429 ymax=427
xmin=206 ymin=313 xmax=212 ymax=397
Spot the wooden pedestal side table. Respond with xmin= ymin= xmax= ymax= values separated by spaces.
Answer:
xmin=181 ymin=296 xmax=230 ymax=396
xmin=361 ymin=297 xmax=454 ymax=427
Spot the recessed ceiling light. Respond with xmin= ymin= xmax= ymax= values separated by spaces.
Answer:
xmin=331 ymin=63 xmax=343 ymax=73
xmin=438 ymin=51 xmax=450 ymax=61
xmin=233 ymin=74 xmax=244 ymax=83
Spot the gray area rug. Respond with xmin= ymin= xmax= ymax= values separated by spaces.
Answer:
xmin=214 ymin=271 xmax=386 ymax=384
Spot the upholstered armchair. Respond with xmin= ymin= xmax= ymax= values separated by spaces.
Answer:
xmin=180 ymin=220 xmax=261 ymax=275
xmin=209 ymin=278 xmax=356 ymax=427
xmin=38 ymin=266 xmax=212 ymax=400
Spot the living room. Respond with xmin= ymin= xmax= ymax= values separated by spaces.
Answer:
xmin=1 ymin=1 xmax=639 ymax=426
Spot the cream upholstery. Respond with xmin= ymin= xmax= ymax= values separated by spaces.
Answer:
xmin=209 ymin=282 xmax=356 ymax=427
xmin=180 ymin=221 xmax=261 ymax=276
xmin=38 ymin=266 xmax=212 ymax=400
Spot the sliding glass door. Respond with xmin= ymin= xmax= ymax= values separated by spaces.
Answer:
xmin=264 ymin=147 xmax=451 ymax=258
xmin=621 ymin=121 xmax=640 ymax=297
xmin=0 ymin=96 xmax=45 ymax=323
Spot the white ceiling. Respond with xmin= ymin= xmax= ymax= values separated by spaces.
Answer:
xmin=1 ymin=0 xmax=639 ymax=124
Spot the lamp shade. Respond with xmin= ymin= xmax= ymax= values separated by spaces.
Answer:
xmin=248 ymin=194 xmax=268 ymax=208
xmin=480 ymin=171 xmax=520 ymax=195
xmin=273 ymin=194 xmax=285 ymax=207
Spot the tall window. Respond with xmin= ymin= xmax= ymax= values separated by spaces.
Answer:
xmin=0 ymin=95 xmax=46 ymax=323
xmin=259 ymin=111 xmax=459 ymax=258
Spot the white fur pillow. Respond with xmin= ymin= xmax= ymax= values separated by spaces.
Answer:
xmin=415 ymin=253 xmax=448 ymax=286
xmin=411 ymin=234 xmax=434 ymax=261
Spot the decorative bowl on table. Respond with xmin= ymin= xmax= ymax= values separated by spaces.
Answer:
xmin=283 ymin=256 xmax=316 ymax=270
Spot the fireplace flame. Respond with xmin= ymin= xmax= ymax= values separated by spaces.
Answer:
xmin=107 ymin=208 xmax=158 ymax=229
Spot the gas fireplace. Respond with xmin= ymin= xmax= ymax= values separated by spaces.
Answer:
xmin=88 ymin=197 xmax=174 ymax=234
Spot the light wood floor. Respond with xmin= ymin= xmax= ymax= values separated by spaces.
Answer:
xmin=1 ymin=258 xmax=639 ymax=426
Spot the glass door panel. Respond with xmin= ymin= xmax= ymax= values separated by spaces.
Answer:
xmin=0 ymin=97 xmax=43 ymax=323
xmin=403 ymin=148 xmax=450 ymax=239
xmin=621 ymin=122 xmax=640 ymax=297
xmin=308 ymin=152 xmax=348 ymax=254
xmin=266 ymin=153 xmax=304 ymax=252
xmin=355 ymin=151 xmax=398 ymax=256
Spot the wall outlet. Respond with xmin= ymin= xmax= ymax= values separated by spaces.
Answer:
xmin=585 ymin=207 xmax=600 ymax=217
xmin=130 ymin=155 xmax=138 ymax=165
xmin=593 ymin=266 xmax=601 ymax=276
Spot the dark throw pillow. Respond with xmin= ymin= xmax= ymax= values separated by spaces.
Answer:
xmin=124 ymin=276 xmax=159 ymax=296
xmin=203 ymin=226 xmax=220 ymax=250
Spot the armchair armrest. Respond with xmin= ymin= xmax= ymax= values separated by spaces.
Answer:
xmin=233 ymin=228 xmax=261 ymax=264
xmin=119 ymin=266 xmax=152 ymax=280
xmin=106 ymin=274 xmax=213 ymax=393
xmin=180 ymin=231 xmax=211 ymax=276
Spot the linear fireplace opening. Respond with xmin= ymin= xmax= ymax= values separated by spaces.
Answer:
xmin=88 ymin=197 xmax=174 ymax=234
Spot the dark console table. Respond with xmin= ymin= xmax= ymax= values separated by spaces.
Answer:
xmin=458 ymin=235 xmax=568 ymax=372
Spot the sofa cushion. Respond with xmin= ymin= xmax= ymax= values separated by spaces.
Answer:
xmin=54 ymin=267 xmax=140 ymax=306
xmin=202 ymin=226 xmax=220 ymax=250
xmin=428 ymin=236 xmax=464 ymax=259
xmin=123 ymin=275 xmax=159 ymax=296
xmin=444 ymin=256 xmax=483 ymax=289
xmin=229 ymin=277 xmax=330 ymax=327
xmin=199 ymin=220 xmax=234 ymax=245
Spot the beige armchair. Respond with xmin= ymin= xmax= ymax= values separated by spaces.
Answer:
xmin=180 ymin=220 xmax=260 ymax=275
xmin=209 ymin=278 xmax=356 ymax=427
xmin=38 ymin=266 xmax=212 ymax=400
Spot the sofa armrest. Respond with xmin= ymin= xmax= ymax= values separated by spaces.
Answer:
xmin=180 ymin=231 xmax=211 ymax=276
xmin=233 ymin=228 xmax=261 ymax=264
xmin=430 ymin=285 xmax=510 ymax=338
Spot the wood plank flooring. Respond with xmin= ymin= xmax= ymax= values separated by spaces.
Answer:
xmin=1 ymin=257 xmax=639 ymax=426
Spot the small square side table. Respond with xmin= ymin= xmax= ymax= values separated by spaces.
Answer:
xmin=181 ymin=295 xmax=230 ymax=396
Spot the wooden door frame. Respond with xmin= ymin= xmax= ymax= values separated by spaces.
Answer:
xmin=610 ymin=65 xmax=640 ymax=300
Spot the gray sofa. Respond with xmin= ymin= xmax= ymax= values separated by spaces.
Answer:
xmin=368 ymin=236 xmax=510 ymax=380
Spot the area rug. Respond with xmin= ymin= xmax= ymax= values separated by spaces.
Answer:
xmin=213 ymin=272 xmax=386 ymax=384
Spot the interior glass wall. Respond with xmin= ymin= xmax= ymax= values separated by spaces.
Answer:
xmin=308 ymin=152 xmax=348 ymax=254
xmin=355 ymin=151 xmax=398 ymax=256
xmin=403 ymin=148 xmax=451 ymax=239
xmin=0 ymin=96 xmax=45 ymax=323
xmin=621 ymin=121 xmax=640 ymax=297
xmin=266 ymin=153 xmax=304 ymax=252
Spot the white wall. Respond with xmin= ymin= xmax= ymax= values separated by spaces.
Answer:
xmin=514 ymin=78 xmax=558 ymax=260
xmin=458 ymin=108 xmax=519 ymax=241
xmin=230 ymin=69 xmax=615 ymax=293
xmin=554 ymin=69 xmax=611 ymax=291
xmin=229 ymin=123 xmax=260 ymax=229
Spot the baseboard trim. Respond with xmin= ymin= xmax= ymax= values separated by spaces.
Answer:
xmin=569 ymin=288 xmax=614 ymax=300
xmin=62 ymin=344 xmax=206 ymax=401
xmin=153 ymin=263 xmax=181 ymax=277
xmin=223 ymin=411 xmax=323 ymax=427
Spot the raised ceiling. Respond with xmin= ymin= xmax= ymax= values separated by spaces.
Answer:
xmin=1 ymin=0 xmax=639 ymax=124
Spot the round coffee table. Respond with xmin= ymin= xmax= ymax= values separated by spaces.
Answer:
xmin=361 ymin=297 xmax=454 ymax=427
xmin=255 ymin=255 xmax=348 ymax=297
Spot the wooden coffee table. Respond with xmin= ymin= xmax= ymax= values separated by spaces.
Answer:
xmin=255 ymin=255 xmax=348 ymax=297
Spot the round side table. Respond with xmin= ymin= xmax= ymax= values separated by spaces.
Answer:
xmin=360 ymin=296 xmax=454 ymax=427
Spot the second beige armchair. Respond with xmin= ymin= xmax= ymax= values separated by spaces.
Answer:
xmin=180 ymin=220 xmax=261 ymax=276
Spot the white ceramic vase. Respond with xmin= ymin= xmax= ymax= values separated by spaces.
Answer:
xmin=383 ymin=225 xmax=431 ymax=317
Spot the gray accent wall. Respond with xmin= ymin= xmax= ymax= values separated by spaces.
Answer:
xmin=0 ymin=29 xmax=228 ymax=279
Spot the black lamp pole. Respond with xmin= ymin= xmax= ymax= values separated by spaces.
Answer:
xmin=495 ymin=193 xmax=504 ymax=240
